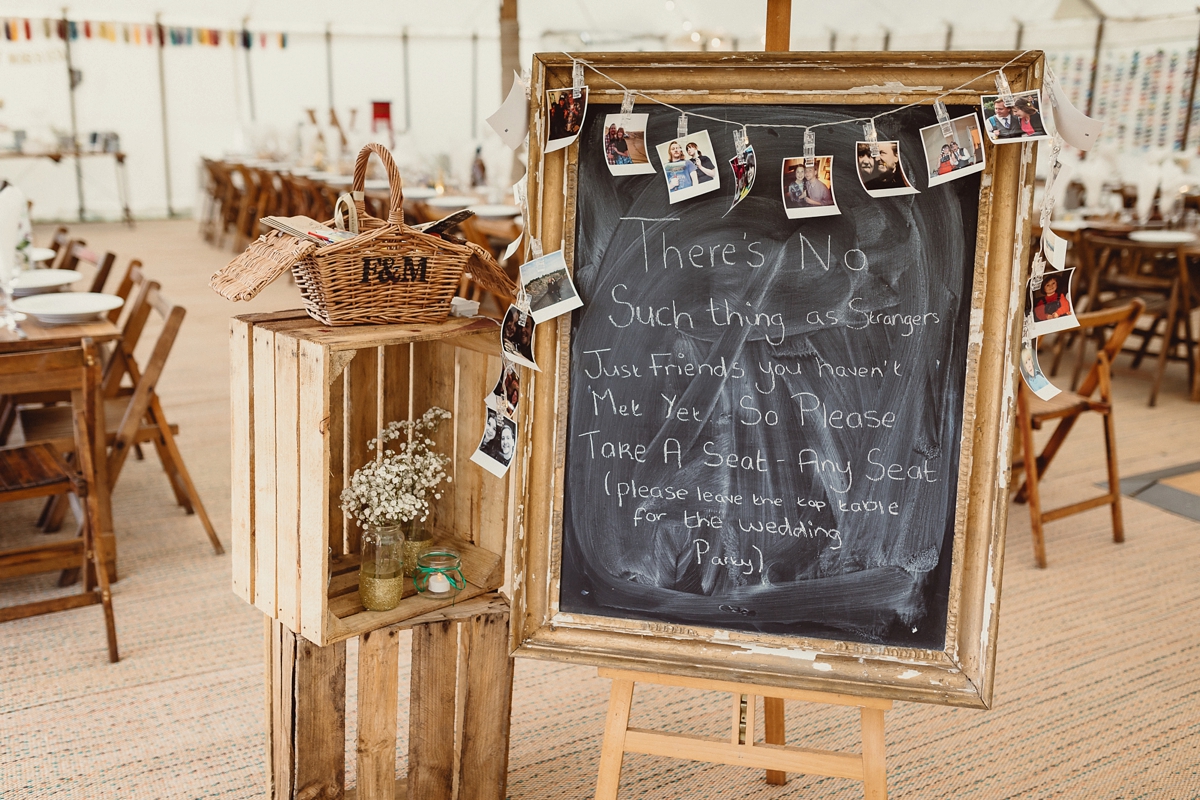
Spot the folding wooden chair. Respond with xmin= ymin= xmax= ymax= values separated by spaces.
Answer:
xmin=20 ymin=287 xmax=224 ymax=556
xmin=1011 ymin=300 xmax=1144 ymax=568
xmin=57 ymin=243 xmax=117 ymax=294
xmin=1076 ymin=233 xmax=1195 ymax=405
xmin=0 ymin=339 xmax=119 ymax=662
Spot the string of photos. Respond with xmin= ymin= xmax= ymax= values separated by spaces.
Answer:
xmin=0 ymin=17 xmax=288 ymax=48
xmin=474 ymin=52 xmax=1103 ymax=476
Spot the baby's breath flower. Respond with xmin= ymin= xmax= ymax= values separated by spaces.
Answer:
xmin=340 ymin=407 xmax=453 ymax=529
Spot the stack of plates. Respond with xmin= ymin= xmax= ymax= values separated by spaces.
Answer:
xmin=469 ymin=204 xmax=521 ymax=219
xmin=1128 ymin=230 xmax=1196 ymax=245
xmin=12 ymin=269 xmax=81 ymax=297
xmin=404 ymin=186 xmax=438 ymax=200
xmin=12 ymin=292 xmax=124 ymax=325
xmin=425 ymin=195 xmax=476 ymax=210
xmin=28 ymin=247 xmax=57 ymax=263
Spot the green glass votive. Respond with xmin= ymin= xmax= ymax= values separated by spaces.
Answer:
xmin=414 ymin=550 xmax=466 ymax=597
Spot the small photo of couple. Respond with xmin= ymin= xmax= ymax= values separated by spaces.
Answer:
xmin=501 ymin=304 xmax=538 ymax=371
xmin=655 ymin=130 xmax=721 ymax=204
xmin=982 ymin=90 xmax=1050 ymax=144
xmin=470 ymin=399 xmax=518 ymax=477
xmin=781 ymin=156 xmax=840 ymax=219
xmin=545 ymin=87 xmax=589 ymax=153
xmin=855 ymin=140 xmax=919 ymax=198
xmin=489 ymin=361 xmax=520 ymax=419
xmin=919 ymin=113 xmax=987 ymax=187
xmin=603 ymin=113 xmax=654 ymax=176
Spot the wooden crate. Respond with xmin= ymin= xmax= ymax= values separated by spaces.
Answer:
xmin=230 ymin=309 xmax=513 ymax=646
xmin=267 ymin=593 xmax=514 ymax=800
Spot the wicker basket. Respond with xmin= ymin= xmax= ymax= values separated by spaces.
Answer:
xmin=211 ymin=143 xmax=515 ymax=326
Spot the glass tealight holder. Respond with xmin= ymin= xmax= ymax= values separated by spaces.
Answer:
xmin=414 ymin=550 xmax=465 ymax=597
xmin=359 ymin=523 xmax=404 ymax=611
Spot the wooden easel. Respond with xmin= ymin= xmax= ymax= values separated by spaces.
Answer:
xmin=594 ymin=669 xmax=891 ymax=800
xmin=593 ymin=4 xmax=893 ymax=797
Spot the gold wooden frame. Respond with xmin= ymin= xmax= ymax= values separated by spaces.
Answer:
xmin=510 ymin=51 xmax=1042 ymax=708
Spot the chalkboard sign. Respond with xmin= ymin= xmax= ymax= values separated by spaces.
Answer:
xmin=512 ymin=52 xmax=1040 ymax=708
xmin=560 ymin=101 xmax=975 ymax=650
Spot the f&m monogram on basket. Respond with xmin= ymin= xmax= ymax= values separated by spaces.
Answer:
xmin=362 ymin=256 xmax=428 ymax=285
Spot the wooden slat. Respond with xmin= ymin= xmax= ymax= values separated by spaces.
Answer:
xmin=408 ymin=619 xmax=458 ymax=800
xmin=457 ymin=610 xmax=514 ymax=800
xmin=357 ymin=626 xmax=402 ymax=800
xmin=452 ymin=348 xmax=488 ymax=546
xmin=409 ymin=341 xmax=457 ymax=533
xmin=252 ymin=326 xmax=278 ymax=616
xmin=275 ymin=334 xmax=301 ymax=629
xmin=344 ymin=348 xmax=378 ymax=556
xmin=229 ymin=317 xmax=255 ymax=603
xmin=381 ymin=343 xmax=411 ymax=430
xmin=328 ymin=352 xmax=346 ymax=560
xmin=292 ymin=636 xmax=347 ymax=800
xmin=476 ymin=355 xmax=510 ymax=560
xmin=622 ymin=728 xmax=864 ymax=780
xmin=861 ymin=707 xmax=888 ymax=800
xmin=0 ymin=533 xmax=114 ymax=580
xmin=0 ymin=591 xmax=99 ymax=622
xmin=764 ymin=696 xmax=787 ymax=784
xmin=269 ymin=619 xmax=295 ymax=800
xmin=299 ymin=339 xmax=333 ymax=644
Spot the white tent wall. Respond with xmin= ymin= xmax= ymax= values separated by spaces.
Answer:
xmin=3 ymin=4 xmax=1200 ymax=222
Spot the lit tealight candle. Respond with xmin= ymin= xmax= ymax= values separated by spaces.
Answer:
xmin=427 ymin=572 xmax=452 ymax=594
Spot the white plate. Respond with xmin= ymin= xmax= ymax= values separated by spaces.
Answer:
xmin=28 ymin=247 xmax=56 ymax=263
xmin=363 ymin=179 xmax=392 ymax=191
xmin=1128 ymin=230 xmax=1196 ymax=244
xmin=425 ymin=195 xmax=477 ymax=209
xmin=12 ymin=269 xmax=81 ymax=297
xmin=469 ymin=204 xmax=521 ymax=219
xmin=13 ymin=292 xmax=124 ymax=325
xmin=404 ymin=186 xmax=438 ymax=200
xmin=1048 ymin=219 xmax=1088 ymax=232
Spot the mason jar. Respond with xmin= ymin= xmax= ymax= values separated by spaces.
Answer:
xmin=359 ymin=523 xmax=404 ymax=611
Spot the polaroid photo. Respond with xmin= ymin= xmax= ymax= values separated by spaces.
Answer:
xmin=1041 ymin=227 xmax=1068 ymax=271
xmin=1028 ymin=268 xmax=1078 ymax=337
xmin=489 ymin=360 xmax=520 ymax=419
xmin=725 ymin=144 xmax=756 ymax=215
xmin=1019 ymin=338 xmax=1062 ymax=401
xmin=520 ymin=249 xmax=584 ymax=324
xmin=781 ymin=156 xmax=840 ymax=220
xmin=470 ymin=401 xmax=518 ymax=478
xmin=655 ymin=129 xmax=721 ymax=204
xmin=855 ymin=140 xmax=919 ymax=198
xmin=501 ymin=304 xmax=539 ymax=371
xmin=603 ymin=113 xmax=655 ymax=176
xmin=981 ymin=90 xmax=1051 ymax=145
xmin=920 ymin=114 xmax=987 ymax=187
xmin=545 ymin=87 xmax=589 ymax=153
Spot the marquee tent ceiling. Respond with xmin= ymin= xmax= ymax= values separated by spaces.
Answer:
xmin=2 ymin=0 xmax=1198 ymax=40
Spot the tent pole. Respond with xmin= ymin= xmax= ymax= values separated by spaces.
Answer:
xmin=402 ymin=27 xmax=412 ymax=133
xmin=243 ymin=19 xmax=256 ymax=123
xmin=1014 ymin=19 xmax=1024 ymax=49
xmin=155 ymin=14 xmax=175 ymax=218
xmin=1086 ymin=15 xmax=1105 ymax=117
xmin=1181 ymin=14 xmax=1200 ymax=152
xmin=882 ymin=28 xmax=890 ymax=52
xmin=472 ymin=31 xmax=479 ymax=139
xmin=325 ymin=24 xmax=334 ymax=115
xmin=499 ymin=0 xmax=521 ymax=181
xmin=944 ymin=22 xmax=953 ymax=51
xmin=62 ymin=10 xmax=85 ymax=222
xmin=764 ymin=0 xmax=790 ymax=51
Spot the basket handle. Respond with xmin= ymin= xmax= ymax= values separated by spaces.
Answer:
xmin=352 ymin=142 xmax=405 ymax=226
